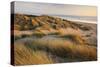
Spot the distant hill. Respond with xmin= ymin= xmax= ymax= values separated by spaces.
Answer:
xmin=14 ymin=14 xmax=92 ymax=31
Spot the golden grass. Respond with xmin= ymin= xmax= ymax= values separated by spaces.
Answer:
xmin=60 ymin=34 xmax=85 ymax=45
xmin=14 ymin=28 xmax=97 ymax=65
xmin=57 ymin=28 xmax=82 ymax=36
xmin=25 ymin=37 xmax=96 ymax=60
xmin=56 ymin=28 xmax=86 ymax=45
xmin=14 ymin=37 xmax=96 ymax=65
xmin=14 ymin=43 xmax=54 ymax=65
xmin=32 ymin=31 xmax=47 ymax=37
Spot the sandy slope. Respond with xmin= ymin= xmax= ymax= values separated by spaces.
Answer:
xmin=12 ymin=14 xmax=97 ymax=65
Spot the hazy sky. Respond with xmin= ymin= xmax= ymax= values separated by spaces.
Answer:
xmin=14 ymin=1 xmax=97 ymax=17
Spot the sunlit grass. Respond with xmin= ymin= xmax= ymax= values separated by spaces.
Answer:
xmin=14 ymin=29 xmax=97 ymax=65
xmin=14 ymin=43 xmax=54 ymax=65
xmin=25 ymin=37 xmax=96 ymax=60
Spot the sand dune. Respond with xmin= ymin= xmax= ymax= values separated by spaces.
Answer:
xmin=12 ymin=14 xmax=97 ymax=65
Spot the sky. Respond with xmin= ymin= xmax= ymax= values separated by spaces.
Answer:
xmin=14 ymin=1 xmax=97 ymax=17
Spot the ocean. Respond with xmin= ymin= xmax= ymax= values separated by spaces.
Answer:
xmin=52 ymin=15 xmax=97 ymax=24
